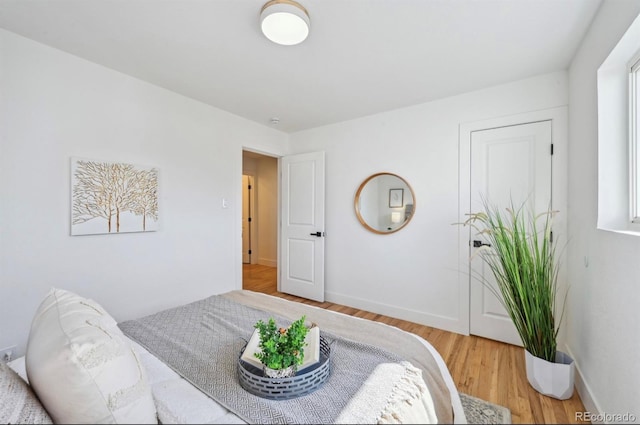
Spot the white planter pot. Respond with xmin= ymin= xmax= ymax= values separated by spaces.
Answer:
xmin=263 ymin=364 xmax=296 ymax=379
xmin=524 ymin=350 xmax=575 ymax=400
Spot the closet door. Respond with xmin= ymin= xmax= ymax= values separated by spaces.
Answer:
xmin=469 ymin=121 xmax=552 ymax=345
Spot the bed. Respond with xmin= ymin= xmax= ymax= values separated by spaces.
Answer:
xmin=3 ymin=288 xmax=467 ymax=424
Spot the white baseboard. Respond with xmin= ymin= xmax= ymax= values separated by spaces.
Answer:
xmin=325 ymin=290 xmax=466 ymax=335
xmin=258 ymin=258 xmax=277 ymax=267
xmin=563 ymin=344 xmax=603 ymax=423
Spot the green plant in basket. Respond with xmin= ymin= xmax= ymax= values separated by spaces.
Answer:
xmin=254 ymin=315 xmax=309 ymax=370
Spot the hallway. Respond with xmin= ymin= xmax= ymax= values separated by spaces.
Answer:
xmin=242 ymin=264 xmax=277 ymax=295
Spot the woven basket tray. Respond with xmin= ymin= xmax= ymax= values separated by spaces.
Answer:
xmin=238 ymin=336 xmax=331 ymax=400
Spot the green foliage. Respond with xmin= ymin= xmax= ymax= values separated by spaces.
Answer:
xmin=463 ymin=199 xmax=565 ymax=363
xmin=254 ymin=315 xmax=309 ymax=370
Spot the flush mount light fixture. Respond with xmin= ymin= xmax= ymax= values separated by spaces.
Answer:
xmin=260 ymin=0 xmax=310 ymax=46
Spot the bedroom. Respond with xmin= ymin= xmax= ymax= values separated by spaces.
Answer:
xmin=0 ymin=0 xmax=639 ymax=424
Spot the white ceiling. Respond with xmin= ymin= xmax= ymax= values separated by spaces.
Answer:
xmin=0 ymin=0 xmax=601 ymax=133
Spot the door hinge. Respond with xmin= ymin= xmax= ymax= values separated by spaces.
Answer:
xmin=248 ymin=184 xmax=252 ymax=190
xmin=550 ymin=144 xmax=554 ymax=155
xmin=248 ymin=217 xmax=252 ymax=222
xmin=248 ymin=249 xmax=252 ymax=255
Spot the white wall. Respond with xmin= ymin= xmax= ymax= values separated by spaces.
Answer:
xmin=567 ymin=0 xmax=640 ymax=419
xmin=256 ymin=155 xmax=278 ymax=267
xmin=289 ymin=71 xmax=568 ymax=334
xmin=0 ymin=29 xmax=288 ymax=356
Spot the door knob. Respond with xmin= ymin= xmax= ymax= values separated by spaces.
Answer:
xmin=310 ymin=231 xmax=324 ymax=237
xmin=472 ymin=240 xmax=491 ymax=248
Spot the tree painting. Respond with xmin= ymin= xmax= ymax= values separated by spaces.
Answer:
xmin=71 ymin=158 xmax=159 ymax=235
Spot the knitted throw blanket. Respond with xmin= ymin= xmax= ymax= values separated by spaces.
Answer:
xmin=119 ymin=293 xmax=440 ymax=424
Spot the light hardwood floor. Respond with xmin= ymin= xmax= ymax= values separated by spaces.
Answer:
xmin=242 ymin=263 xmax=588 ymax=424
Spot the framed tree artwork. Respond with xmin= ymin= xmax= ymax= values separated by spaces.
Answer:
xmin=71 ymin=157 xmax=159 ymax=235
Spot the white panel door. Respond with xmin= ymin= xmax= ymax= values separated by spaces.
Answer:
xmin=469 ymin=121 xmax=552 ymax=345
xmin=280 ymin=151 xmax=325 ymax=302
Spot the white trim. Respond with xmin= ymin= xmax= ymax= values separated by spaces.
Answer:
xmin=258 ymin=258 xmax=277 ymax=267
xmin=563 ymin=344 xmax=603 ymax=424
xmin=630 ymin=54 xmax=640 ymax=222
xmin=235 ymin=148 xmax=244 ymax=290
xmin=458 ymin=107 xmax=568 ymax=336
xmin=597 ymin=12 xmax=640 ymax=233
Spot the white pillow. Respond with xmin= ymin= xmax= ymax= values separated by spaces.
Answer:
xmin=26 ymin=288 xmax=157 ymax=424
xmin=0 ymin=361 xmax=52 ymax=424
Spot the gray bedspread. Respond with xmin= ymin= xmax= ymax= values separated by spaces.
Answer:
xmin=119 ymin=290 xmax=452 ymax=424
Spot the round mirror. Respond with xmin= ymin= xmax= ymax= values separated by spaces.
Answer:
xmin=354 ymin=173 xmax=415 ymax=234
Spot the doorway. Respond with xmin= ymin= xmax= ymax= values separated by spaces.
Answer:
xmin=242 ymin=150 xmax=278 ymax=293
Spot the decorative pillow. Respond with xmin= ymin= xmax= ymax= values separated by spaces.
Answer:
xmin=0 ymin=361 xmax=53 ymax=424
xmin=26 ymin=288 xmax=157 ymax=424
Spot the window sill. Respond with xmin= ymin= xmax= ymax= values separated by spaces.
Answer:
xmin=597 ymin=225 xmax=640 ymax=237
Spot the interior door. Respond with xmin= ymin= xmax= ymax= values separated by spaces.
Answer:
xmin=242 ymin=175 xmax=253 ymax=264
xmin=469 ymin=121 xmax=552 ymax=345
xmin=280 ymin=151 xmax=325 ymax=302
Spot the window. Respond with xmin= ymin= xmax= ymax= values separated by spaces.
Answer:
xmin=596 ymin=12 xmax=640 ymax=234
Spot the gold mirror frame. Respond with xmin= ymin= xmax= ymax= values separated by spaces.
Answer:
xmin=354 ymin=172 xmax=416 ymax=234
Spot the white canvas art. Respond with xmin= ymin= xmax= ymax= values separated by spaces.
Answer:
xmin=71 ymin=158 xmax=159 ymax=235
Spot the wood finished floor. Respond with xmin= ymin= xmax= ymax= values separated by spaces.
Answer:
xmin=242 ymin=263 xmax=588 ymax=424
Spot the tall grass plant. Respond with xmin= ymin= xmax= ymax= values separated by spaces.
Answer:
xmin=464 ymin=200 xmax=564 ymax=362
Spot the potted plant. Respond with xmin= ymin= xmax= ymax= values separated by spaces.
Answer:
xmin=254 ymin=315 xmax=309 ymax=378
xmin=463 ymin=200 xmax=574 ymax=400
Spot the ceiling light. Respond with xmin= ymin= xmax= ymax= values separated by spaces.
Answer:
xmin=260 ymin=0 xmax=310 ymax=46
